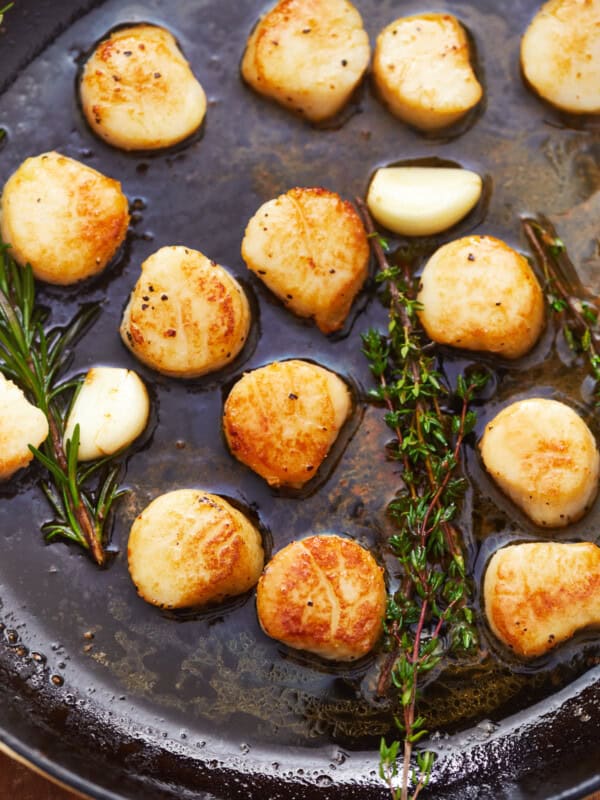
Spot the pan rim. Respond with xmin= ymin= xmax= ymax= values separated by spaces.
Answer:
xmin=1 ymin=662 xmax=599 ymax=799
xmin=1 ymin=1 xmax=600 ymax=798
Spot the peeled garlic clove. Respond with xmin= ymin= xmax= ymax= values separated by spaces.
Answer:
xmin=65 ymin=367 xmax=150 ymax=461
xmin=366 ymin=167 xmax=482 ymax=236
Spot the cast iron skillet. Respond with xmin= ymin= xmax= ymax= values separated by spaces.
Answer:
xmin=1 ymin=1 xmax=600 ymax=798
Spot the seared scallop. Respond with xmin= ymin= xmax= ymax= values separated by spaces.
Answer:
xmin=223 ymin=360 xmax=351 ymax=488
xmin=0 ymin=152 xmax=129 ymax=285
xmin=241 ymin=187 xmax=369 ymax=334
xmin=373 ymin=13 xmax=482 ymax=131
xmin=417 ymin=236 xmax=545 ymax=359
xmin=480 ymin=398 xmax=599 ymax=527
xmin=484 ymin=542 xmax=600 ymax=658
xmin=241 ymin=0 xmax=370 ymax=122
xmin=0 ymin=373 xmax=48 ymax=481
xmin=80 ymin=24 xmax=206 ymax=150
xmin=64 ymin=367 xmax=150 ymax=461
xmin=128 ymin=490 xmax=264 ymax=609
xmin=521 ymin=0 xmax=600 ymax=114
xmin=256 ymin=534 xmax=386 ymax=660
xmin=120 ymin=246 xmax=251 ymax=378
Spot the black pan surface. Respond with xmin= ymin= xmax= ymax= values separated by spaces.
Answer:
xmin=1 ymin=1 xmax=600 ymax=798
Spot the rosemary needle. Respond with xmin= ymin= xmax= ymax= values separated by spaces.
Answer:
xmin=0 ymin=240 xmax=125 ymax=565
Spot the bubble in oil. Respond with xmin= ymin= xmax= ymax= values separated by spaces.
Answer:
xmin=315 ymin=775 xmax=334 ymax=787
xmin=573 ymin=705 xmax=592 ymax=722
xmin=476 ymin=719 xmax=498 ymax=735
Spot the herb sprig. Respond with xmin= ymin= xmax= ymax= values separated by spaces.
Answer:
xmin=523 ymin=217 xmax=600 ymax=403
xmin=0 ymin=3 xmax=13 ymax=26
xmin=0 ymin=242 xmax=124 ymax=565
xmin=357 ymin=201 xmax=486 ymax=800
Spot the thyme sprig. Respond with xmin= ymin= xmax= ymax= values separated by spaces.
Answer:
xmin=0 ymin=242 xmax=124 ymax=565
xmin=523 ymin=217 xmax=600 ymax=402
xmin=357 ymin=201 xmax=486 ymax=800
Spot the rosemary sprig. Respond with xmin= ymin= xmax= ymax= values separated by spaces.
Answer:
xmin=0 ymin=242 xmax=125 ymax=565
xmin=523 ymin=217 xmax=600 ymax=402
xmin=357 ymin=200 xmax=486 ymax=800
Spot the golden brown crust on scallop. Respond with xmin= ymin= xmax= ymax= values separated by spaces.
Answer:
xmin=484 ymin=542 xmax=600 ymax=658
xmin=223 ymin=360 xmax=351 ymax=488
xmin=480 ymin=398 xmax=599 ymax=527
xmin=256 ymin=535 xmax=386 ymax=660
xmin=373 ymin=13 xmax=482 ymax=130
xmin=127 ymin=490 xmax=264 ymax=609
xmin=521 ymin=0 xmax=600 ymax=114
xmin=241 ymin=0 xmax=370 ymax=122
xmin=0 ymin=152 xmax=129 ymax=285
xmin=80 ymin=25 xmax=206 ymax=150
xmin=241 ymin=187 xmax=369 ymax=334
xmin=417 ymin=235 xmax=545 ymax=359
xmin=120 ymin=246 xmax=251 ymax=378
xmin=0 ymin=373 xmax=49 ymax=481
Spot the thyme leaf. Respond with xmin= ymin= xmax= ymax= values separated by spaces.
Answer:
xmin=523 ymin=217 xmax=600 ymax=404
xmin=357 ymin=200 xmax=486 ymax=800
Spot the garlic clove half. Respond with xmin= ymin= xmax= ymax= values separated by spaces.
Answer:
xmin=366 ymin=166 xmax=482 ymax=237
xmin=65 ymin=367 xmax=150 ymax=461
